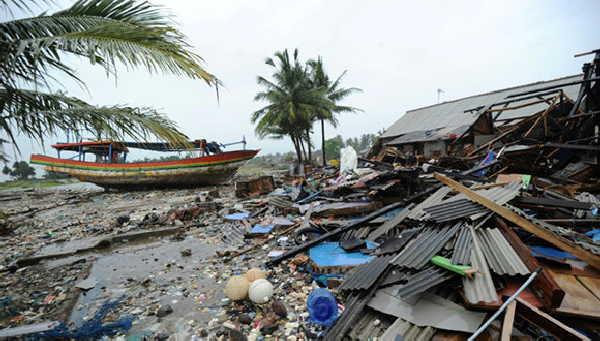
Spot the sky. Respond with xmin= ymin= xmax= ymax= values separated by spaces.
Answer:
xmin=3 ymin=0 xmax=600 ymax=173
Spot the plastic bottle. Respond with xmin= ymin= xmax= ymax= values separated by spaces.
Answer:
xmin=307 ymin=288 xmax=338 ymax=326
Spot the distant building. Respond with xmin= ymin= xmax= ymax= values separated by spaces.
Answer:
xmin=376 ymin=75 xmax=582 ymax=161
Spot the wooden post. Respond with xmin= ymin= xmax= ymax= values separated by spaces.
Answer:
xmin=501 ymin=301 xmax=517 ymax=341
xmin=515 ymin=298 xmax=589 ymax=341
xmin=434 ymin=173 xmax=600 ymax=270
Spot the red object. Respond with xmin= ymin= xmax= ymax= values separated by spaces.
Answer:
xmin=448 ymin=133 xmax=458 ymax=139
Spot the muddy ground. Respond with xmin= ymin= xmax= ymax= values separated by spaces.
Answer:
xmin=0 ymin=181 xmax=309 ymax=340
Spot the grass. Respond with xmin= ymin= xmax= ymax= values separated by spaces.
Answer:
xmin=0 ymin=178 xmax=78 ymax=190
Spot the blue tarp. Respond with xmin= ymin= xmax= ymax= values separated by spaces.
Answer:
xmin=251 ymin=224 xmax=274 ymax=234
xmin=224 ymin=212 xmax=250 ymax=221
xmin=475 ymin=151 xmax=497 ymax=176
xmin=309 ymin=241 xmax=377 ymax=267
xmin=585 ymin=229 xmax=600 ymax=241
xmin=530 ymin=246 xmax=577 ymax=260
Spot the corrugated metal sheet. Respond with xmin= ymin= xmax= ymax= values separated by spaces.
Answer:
xmin=347 ymin=310 xmax=386 ymax=340
xmin=377 ymin=228 xmax=421 ymax=255
xmin=410 ymin=183 xmax=520 ymax=222
xmin=408 ymin=187 xmax=452 ymax=220
xmin=382 ymin=75 xmax=581 ymax=139
xmin=422 ymin=199 xmax=487 ymax=223
xmin=385 ymin=125 xmax=470 ymax=146
xmin=463 ymin=226 xmax=498 ymax=304
xmin=221 ymin=222 xmax=246 ymax=245
xmin=455 ymin=181 xmax=521 ymax=207
xmin=394 ymin=267 xmax=455 ymax=299
xmin=452 ymin=227 xmax=472 ymax=265
xmin=391 ymin=222 xmax=461 ymax=269
xmin=324 ymin=293 xmax=368 ymax=341
xmin=379 ymin=267 xmax=412 ymax=287
xmin=381 ymin=318 xmax=436 ymax=341
xmin=505 ymin=204 xmax=600 ymax=256
xmin=339 ymin=255 xmax=395 ymax=292
xmin=368 ymin=204 xmax=414 ymax=240
xmin=475 ymin=228 xmax=529 ymax=275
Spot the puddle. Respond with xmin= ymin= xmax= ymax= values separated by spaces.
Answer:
xmin=65 ymin=235 xmax=222 ymax=336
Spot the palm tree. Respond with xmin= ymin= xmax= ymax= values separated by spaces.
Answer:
xmin=307 ymin=57 xmax=362 ymax=165
xmin=0 ymin=0 xmax=219 ymax=152
xmin=252 ymin=49 xmax=329 ymax=163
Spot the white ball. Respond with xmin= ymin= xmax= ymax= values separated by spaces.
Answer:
xmin=248 ymin=279 xmax=274 ymax=304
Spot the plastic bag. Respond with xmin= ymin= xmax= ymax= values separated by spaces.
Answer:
xmin=340 ymin=146 xmax=358 ymax=173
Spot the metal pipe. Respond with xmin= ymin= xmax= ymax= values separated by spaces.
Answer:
xmin=468 ymin=268 xmax=541 ymax=341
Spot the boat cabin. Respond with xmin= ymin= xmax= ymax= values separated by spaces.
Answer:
xmin=51 ymin=139 xmax=228 ymax=163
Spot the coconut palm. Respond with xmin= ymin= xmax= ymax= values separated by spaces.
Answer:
xmin=0 ymin=0 xmax=218 ymax=151
xmin=252 ymin=49 xmax=329 ymax=163
xmin=307 ymin=57 xmax=362 ymax=165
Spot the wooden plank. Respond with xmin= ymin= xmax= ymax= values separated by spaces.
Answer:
xmin=496 ymin=217 xmax=565 ymax=309
xmin=434 ymin=173 xmax=600 ymax=270
xmin=549 ymin=270 xmax=600 ymax=319
xmin=577 ymin=276 xmax=600 ymax=301
xmin=515 ymin=298 xmax=590 ymax=340
xmin=501 ymin=301 xmax=516 ymax=341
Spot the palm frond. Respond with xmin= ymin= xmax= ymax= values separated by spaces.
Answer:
xmin=0 ymin=87 xmax=189 ymax=151
xmin=2 ymin=0 xmax=218 ymax=88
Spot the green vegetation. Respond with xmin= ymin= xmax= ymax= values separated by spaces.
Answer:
xmin=252 ymin=49 xmax=361 ymax=165
xmin=307 ymin=57 xmax=362 ymax=165
xmin=0 ymin=0 xmax=219 ymax=154
xmin=0 ymin=179 xmax=71 ymax=190
xmin=2 ymin=161 xmax=35 ymax=180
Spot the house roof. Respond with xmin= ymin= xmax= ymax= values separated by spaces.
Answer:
xmin=381 ymin=74 xmax=582 ymax=140
xmin=384 ymin=125 xmax=470 ymax=146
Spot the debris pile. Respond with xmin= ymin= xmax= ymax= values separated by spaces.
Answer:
xmin=0 ymin=51 xmax=599 ymax=340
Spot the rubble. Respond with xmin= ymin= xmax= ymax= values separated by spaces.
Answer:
xmin=1 ymin=50 xmax=600 ymax=340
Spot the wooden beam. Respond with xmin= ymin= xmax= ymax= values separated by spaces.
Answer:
xmin=515 ymin=298 xmax=590 ymax=341
xmin=434 ymin=173 xmax=600 ymax=270
xmin=500 ymin=301 xmax=516 ymax=341
xmin=496 ymin=217 xmax=565 ymax=309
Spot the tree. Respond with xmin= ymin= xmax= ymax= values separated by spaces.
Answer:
xmin=252 ymin=49 xmax=330 ymax=163
xmin=307 ymin=57 xmax=362 ymax=166
xmin=323 ymin=135 xmax=345 ymax=162
xmin=0 ymin=0 xmax=219 ymax=151
xmin=4 ymin=161 xmax=36 ymax=180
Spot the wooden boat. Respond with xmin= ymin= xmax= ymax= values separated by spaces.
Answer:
xmin=30 ymin=140 xmax=259 ymax=189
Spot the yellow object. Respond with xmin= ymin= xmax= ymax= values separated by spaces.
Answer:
xmin=329 ymin=160 xmax=340 ymax=167
xmin=246 ymin=268 xmax=267 ymax=283
xmin=224 ymin=275 xmax=249 ymax=301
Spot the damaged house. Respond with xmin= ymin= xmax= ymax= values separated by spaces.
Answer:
xmin=373 ymin=75 xmax=582 ymax=163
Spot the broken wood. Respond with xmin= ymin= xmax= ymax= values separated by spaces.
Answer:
xmin=496 ymin=217 xmax=565 ymax=309
xmin=515 ymin=297 xmax=590 ymax=340
xmin=434 ymin=173 xmax=600 ymax=270
xmin=500 ymin=301 xmax=516 ymax=341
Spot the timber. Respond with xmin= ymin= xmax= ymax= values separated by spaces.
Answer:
xmin=434 ymin=173 xmax=600 ymax=270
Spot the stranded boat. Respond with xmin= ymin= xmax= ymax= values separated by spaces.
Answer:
xmin=30 ymin=139 xmax=259 ymax=189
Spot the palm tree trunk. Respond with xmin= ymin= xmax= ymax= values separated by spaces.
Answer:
xmin=300 ymin=137 xmax=307 ymax=162
xmin=321 ymin=118 xmax=326 ymax=166
xmin=291 ymin=135 xmax=302 ymax=164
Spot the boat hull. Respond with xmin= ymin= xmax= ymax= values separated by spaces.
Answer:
xmin=30 ymin=150 xmax=259 ymax=189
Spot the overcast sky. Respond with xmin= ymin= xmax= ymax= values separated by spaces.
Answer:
xmin=3 ymin=0 xmax=600 ymax=167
